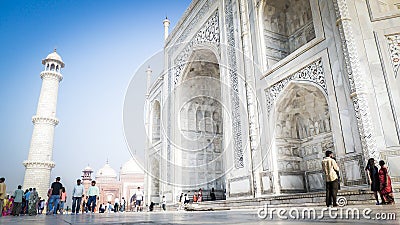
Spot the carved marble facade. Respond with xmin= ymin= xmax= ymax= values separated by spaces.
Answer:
xmin=144 ymin=0 xmax=400 ymax=204
xmin=387 ymin=34 xmax=400 ymax=78
xmin=274 ymin=82 xmax=333 ymax=192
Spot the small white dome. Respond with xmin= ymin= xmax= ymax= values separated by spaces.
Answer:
xmin=46 ymin=51 xmax=62 ymax=61
xmin=42 ymin=49 xmax=65 ymax=67
xmin=120 ymin=157 xmax=144 ymax=175
xmin=83 ymin=165 xmax=93 ymax=172
xmin=96 ymin=163 xmax=117 ymax=179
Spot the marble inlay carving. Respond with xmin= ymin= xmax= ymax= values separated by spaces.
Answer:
xmin=387 ymin=34 xmax=400 ymax=78
xmin=174 ymin=10 xmax=220 ymax=84
xmin=175 ymin=0 xmax=217 ymax=45
xmin=226 ymin=0 xmax=244 ymax=169
xmin=333 ymin=0 xmax=378 ymax=161
xmin=265 ymin=58 xmax=326 ymax=114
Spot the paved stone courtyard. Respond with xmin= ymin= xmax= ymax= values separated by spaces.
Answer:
xmin=0 ymin=204 xmax=398 ymax=225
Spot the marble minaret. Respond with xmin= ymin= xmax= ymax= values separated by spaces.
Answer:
xmin=23 ymin=49 xmax=64 ymax=199
xmin=163 ymin=17 xmax=170 ymax=41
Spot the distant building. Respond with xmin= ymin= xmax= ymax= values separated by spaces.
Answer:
xmin=82 ymin=157 xmax=144 ymax=210
xmin=82 ymin=165 xmax=94 ymax=191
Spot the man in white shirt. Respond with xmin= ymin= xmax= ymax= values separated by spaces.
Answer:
xmin=322 ymin=150 xmax=340 ymax=207
xmin=135 ymin=187 xmax=143 ymax=212
xmin=87 ymin=181 xmax=100 ymax=213
xmin=71 ymin=179 xmax=85 ymax=214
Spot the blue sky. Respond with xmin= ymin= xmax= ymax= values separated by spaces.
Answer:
xmin=0 ymin=0 xmax=191 ymax=195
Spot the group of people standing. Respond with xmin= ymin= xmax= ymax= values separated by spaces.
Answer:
xmin=322 ymin=150 xmax=395 ymax=207
xmin=0 ymin=178 xmax=43 ymax=217
xmin=365 ymin=158 xmax=395 ymax=205
xmin=177 ymin=188 xmax=220 ymax=210
xmin=98 ymin=197 xmax=126 ymax=213
xmin=70 ymin=179 xmax=100 ymax=214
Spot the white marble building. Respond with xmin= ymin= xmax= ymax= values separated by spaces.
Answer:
xmin=144 ymin=0 xmax=400 ymax=203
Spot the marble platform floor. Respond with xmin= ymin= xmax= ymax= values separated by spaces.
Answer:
xmin=0 ymin=204 xmax=398 ymax=225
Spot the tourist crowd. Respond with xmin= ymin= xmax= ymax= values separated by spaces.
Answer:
xmin=322 ymin=150 xmax=395 ymax=207
xmin=0 ymin=177 xmax=144 ymax=216
xmin=0 ymin=157 xmax=395 ymax=217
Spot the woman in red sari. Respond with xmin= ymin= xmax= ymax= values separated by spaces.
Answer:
xmin=378 ymin=160 xmax=395 ymax=204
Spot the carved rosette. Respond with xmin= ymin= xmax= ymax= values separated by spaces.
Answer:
xmin=32 ymin=116 xmax=59 ymax=126
xmin=40 ymin=71 xmax=63 ymax=82
xmin=387 ymin=34 xmax=400 ymax=78
xmin=265 ymin=59 xmax=327 ymax=114
xmin=173 ymin=10 xmax=220 ymax=84
xmin=332 ymin=0 xmax=378 ymax=160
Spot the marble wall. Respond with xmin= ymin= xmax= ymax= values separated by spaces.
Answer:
xmin=175 ymin=49 xmax=225 ymax=192
xmin=144 ymin=0 xmax=400 ymax=202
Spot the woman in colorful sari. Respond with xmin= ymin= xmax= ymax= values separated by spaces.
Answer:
xmin=2 ymin=195 xmax=13 ymax=216
xmin=5 ymin=196 xmax=14 ymax=216
xmin=378 ymin=160 xmax=395 ymax=205
xmin=28 ymin=188 xmax=39 ymax=216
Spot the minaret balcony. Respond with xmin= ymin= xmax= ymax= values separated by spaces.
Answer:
xmin=40 ymin=71 xmax=63 ymax=82
xmin=23 ymin=160 xmax=55 ymax=169
xmin=32 ymin=116 xmax=59 ymax=126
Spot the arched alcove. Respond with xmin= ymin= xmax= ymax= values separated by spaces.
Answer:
xmin=176 ymin=49 xmax=225 ymax=196
xmin=274 ymin=82 xmax=333 ymax=193
xmin=262 ymin=0 xmax=315 ymax=66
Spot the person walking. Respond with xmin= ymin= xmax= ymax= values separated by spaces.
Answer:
xmin=193 ymin=192 xmax=198 ymax=203
xmin=322 ymin=150 xmax=339 ymax=207
xmin=114 ymin=197 xmax=119 ymax=212
xmin=87 ymin=181 xmax=99 ymax=213
xmin=4 ymin=195 xmax=14 ymax=216
xmin=23 ymin=188 xmax=32 ymax=214
xmin=378 ymin=160 xmax=395 ymax=204
xmin=198 ymin=189 xmax=202 ymax=202
xmin=38 ymin=199 xmax=45 ymax=214
xmin=0 ymin=177 xmax=6 ymax=217
xmin=28 ymin=188 xmax=39 ymax=216
xmin=120 ymin=197 xmax=126 ymax=212
xmin=183 ymin=193 xmax=189 ymax=205
xmin=365 ymin=158 xmax=382 ymax=205
xmin=71 ymin=179 xmax=84 ymax=214
xmin=59 ymin=187 xmax=67 ymax=214
xmin=12 ymin=185 xmax=24 ymax=216
xmin=161 ymin=195 xmax=166 ymax=211
xmin=82 ymin=196 xmax=88 ymax=213
xmin=107 ymin=201 xmax=113 ymax=213
xmin=47 ymin=177 xmax=63 ymax=215
xmin=177 ymin=193 xmax=183 ymax=210
xmin=135 ymin=187 xmax=143 ymax=212
xmin=210 ymin=188 xmax=216 ymax=201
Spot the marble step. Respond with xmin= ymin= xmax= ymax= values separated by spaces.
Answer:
xmin=178 ymin=189 xmax=380 ymax=211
